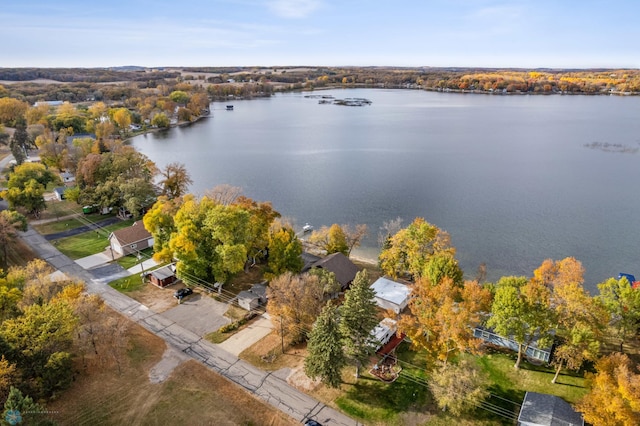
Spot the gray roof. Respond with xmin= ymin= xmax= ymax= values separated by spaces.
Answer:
xmin=238 ymin=290 xmax=260 ymax=301
xmin=518 ymin=392 xmax=583 ymax=426
xmin=150 ymin=265 xmax=175 ymax=280
xmin=301 ymin=252 xmax=322 ymax=272
xmin=310 ymin=252 xmax=360 ymax=288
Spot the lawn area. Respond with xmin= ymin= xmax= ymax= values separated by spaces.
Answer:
xmin=52 ymin=219 xmax=134 ymax=259
xmin=473 ymin=350 xmax=588 ymax=405
xmin=33 ymin=211 xmax=110 ymax=235
xmin=46 ymin=308 xmax=295 ymax=426
xmin=109 ymin=274 xmax=146 ymax=293
xmin=115 ymin=247 xmax=154 ymax=269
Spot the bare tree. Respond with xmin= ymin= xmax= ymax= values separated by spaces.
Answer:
xmin=377 ymin=217 xmax=403 ymax=247
xmin=205 ymin=184 xmax=242 ymax=205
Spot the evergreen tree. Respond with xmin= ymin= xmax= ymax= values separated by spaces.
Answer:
xmin=2 ymin=386 xmax=52 ymax=425
xmin=304 ymin=302 xmax=346 ymax=388
xmin=339 ymin=270 xmax=379 ymax=378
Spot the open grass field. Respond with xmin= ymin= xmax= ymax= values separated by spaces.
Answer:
xmin=52 ymin=219 xmax=134 ymax=259
xmin=46 ymin=309 xmax=296 ymax=426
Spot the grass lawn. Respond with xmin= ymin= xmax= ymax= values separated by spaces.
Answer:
xmin=53 ymin=219 xmax=134 ymax=259
xmin=115 ymin=247 xmax=154 ymax=269
xmin=109 ymin=274 xmax=146 ymax=293
xmin=32 ymin=212 xmax=109 ymax=235
xmin=473 ymin=350 xmax=588 ymax=405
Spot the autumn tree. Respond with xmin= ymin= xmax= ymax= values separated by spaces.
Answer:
xmin=304 ymin=302 xmax=346 ymax=388
xmin=378 ymin=217 xmax=453 ymax=280
xmin=0 ymin=357 xmax=17 ymax=404
xmin=143 ymin=196 xmax=181 ymax=262
xmin=308 ymin=267 xmax=341 ymax=297
xmin=267 ymin=226 xmax=303 ymax=279
xmin=267 ymin=272 xmax=325 ymax=344
xmin=308 ymin=223 xmax=349 ymax=256
xmin=111 ymin=107 xmax=132 ymax=134
xmin=159 ymin=162 xmax=192 ymax=199
xmin=0 ymin=210 xmax=27 ymax=267
xmin=401 ymin=277 xmax=491 ymax=366
xmin=597 ymin=276 xmax=640 ymax=352
xmin=577 ymin=353 xmax=640 ymax=426
xmin=52 ymin=102 xmax=85 ymax=133
xmin=428 ymin=360 xmax=489 ymax=415
xmin=9 ymin=121 xmax=32 ymax=165
xmin=535 ymin=258 xmax=608 ymax=384
xmin=422 ymin=251 xmax=464 ymax=287
xmin=169 ymin=90 xmax=190 ymax=105
xmin=0 ymin=97 xmax=29 ymax=127
xmin=1 ymin=162 xmax=58 ymax=217
xmin=487 ymin=276 xmax=555 ymax=369
xmin=151 ymin=112 xmax=170 ymax=128
xmin=339 ymin=270 xmax=379 ymax=378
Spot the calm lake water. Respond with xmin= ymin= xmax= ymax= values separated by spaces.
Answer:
xmin=130 ymin=89 xmax=640 ymax=293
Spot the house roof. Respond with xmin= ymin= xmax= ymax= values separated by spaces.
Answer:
xmin=53 ymin=187 xmax=66 ymax=196
xmin=150 ymin=264 xmax=176 ymax=281
xmin=370 ymin=277 xmax=411 ymax=306
xmin=110 ymin=220 xmax=152 ymax=246
xmin=310 ymin=252 xmax=359 ymax=287
xmin=518 ymin=392 xmax=583 ymax=426
xmin=238 ymin=290 xmax=260 ymax=301
xmin=301 ymin=252 xmax=322 ymax=272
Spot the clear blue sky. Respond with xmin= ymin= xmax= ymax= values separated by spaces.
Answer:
xmin=2 ymin=0 xmax=638 ymax=68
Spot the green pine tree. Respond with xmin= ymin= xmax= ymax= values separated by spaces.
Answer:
xmin=304 ymin=302 xmax=346 ymax=388
xmin=339 ymin=270 xmax=379 ymax=378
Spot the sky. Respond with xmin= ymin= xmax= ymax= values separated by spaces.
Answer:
xmin=1 ymin=0 xmax=639 ymax=69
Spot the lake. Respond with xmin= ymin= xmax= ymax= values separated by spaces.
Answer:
xmin=130 ymin=89 xmax=640 ymax=293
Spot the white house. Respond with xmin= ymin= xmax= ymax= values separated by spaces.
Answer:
xmin=370 ymin=277 xmax=411 ymax=314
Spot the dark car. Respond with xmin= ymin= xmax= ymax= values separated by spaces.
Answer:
xmin=303 ymin=420 xmax=322 ymax=426
xmin=173 ymin=287 xmax=193 ymax=299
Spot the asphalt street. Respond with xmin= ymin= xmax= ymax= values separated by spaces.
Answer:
xmin=19 ymin=226 xmax=358 ymax=426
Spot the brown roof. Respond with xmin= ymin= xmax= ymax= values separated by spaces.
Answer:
xmin=110 ymin=220 xmax=152 ymax=245
xmin=310 ymin=252 xmax=360 ymax=289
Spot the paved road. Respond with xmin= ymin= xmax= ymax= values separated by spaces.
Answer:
xmin=43 ymin=216 xmax=123 ymax=240
xmin=19 ymin=226 xmax=357 ymax=426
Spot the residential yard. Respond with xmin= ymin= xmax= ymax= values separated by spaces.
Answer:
xmin=109 ymin=276 xmax=184 ymax=313
xmin=115 ymin=247 xmax=154 ymax=269
xmin=239 ymin=333 xmax=590 ymax=426
xmin=46 ymin=309 xmax=295 ymax=426
xmin=32 ymin=210 xmax=111 ymax=235
xmin=52 ymin=219 xmax=134 ymax=259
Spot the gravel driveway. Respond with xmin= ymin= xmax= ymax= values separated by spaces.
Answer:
xmin=161 ymin=292 xmax=231 ymax=336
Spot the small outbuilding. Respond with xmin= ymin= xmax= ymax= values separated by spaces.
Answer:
xmin=238 ymin=291 xmax=261 ymax=311
xmin=370 ymin=277 xmax=411 ymax=314
xmin=53 ymin=187 xmax=66 ymax=201
xmin=148 ymin=264 xmax=178 ymax=288
xmin=517 ymin=392 xmax=584 ymax=426
xmin=108 ymin=220 xmax=154 ymax=257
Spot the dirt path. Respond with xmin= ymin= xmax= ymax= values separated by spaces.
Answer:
xmin=149 ymin=347 xmax=189 ymax=383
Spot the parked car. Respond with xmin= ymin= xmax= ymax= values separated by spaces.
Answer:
xmin=303 ymin=420 xmax=322 ymax=426
xmin=173 ymin=288 xmax=193 ymax=299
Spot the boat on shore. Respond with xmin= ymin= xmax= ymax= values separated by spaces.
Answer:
xmin=303 ymin=223 xmax=314 ymax=233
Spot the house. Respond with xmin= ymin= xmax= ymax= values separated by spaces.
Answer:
xmin=370 ymin=277 xmax=411 ymax=314
xmin=301 ymin=252 xmax=322 ymax=271
xmin=473 ymin=327 xmax=554 ymax=363
xmin=518 ymin=392 xmax=584 ymax=426
xmin=148 ymin=264 xmax=178 ymax=288
xmin=308 ymin=252 xmax=360 ymax=290
xmin=53 ymin=187 xmax=66 ymax=201
xmin=34 ymin=100 xmax=63 ymax=107
xmin=237 ymin=283 xmax=267 ymax=311
xmin=60 ymin=171 xmax=75 ymax=185
xmin=108 ymin=220 xmax=154 ymax=257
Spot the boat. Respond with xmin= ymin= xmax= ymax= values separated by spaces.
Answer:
xmin=226 ymin=105 xmax=234 ymax=110
xmin=303 ymin=223 xmax=313 ymax=233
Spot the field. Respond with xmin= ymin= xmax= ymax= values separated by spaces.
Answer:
xmin=46 ymin=309 xmax=295 ymax=426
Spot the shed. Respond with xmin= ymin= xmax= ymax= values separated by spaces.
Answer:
xmin=148 ymin=264 xmax=178 ymax=288
xmin=238 ymin=291 xmax=261 ymax=311
xmin=518 ymin=392 xmax=584 ymax=426
xmin=370 ymin=277 xmax=411 ymax=314
xmin=249 ymin=283 xmax=268 ymax=304
xmin=53 ymin=187 xmax=66 ymax=201
xmin=108 ymin=220 xmax=154 ymax=257
xmin=309 ymin=252 xmax=360 ymax=290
